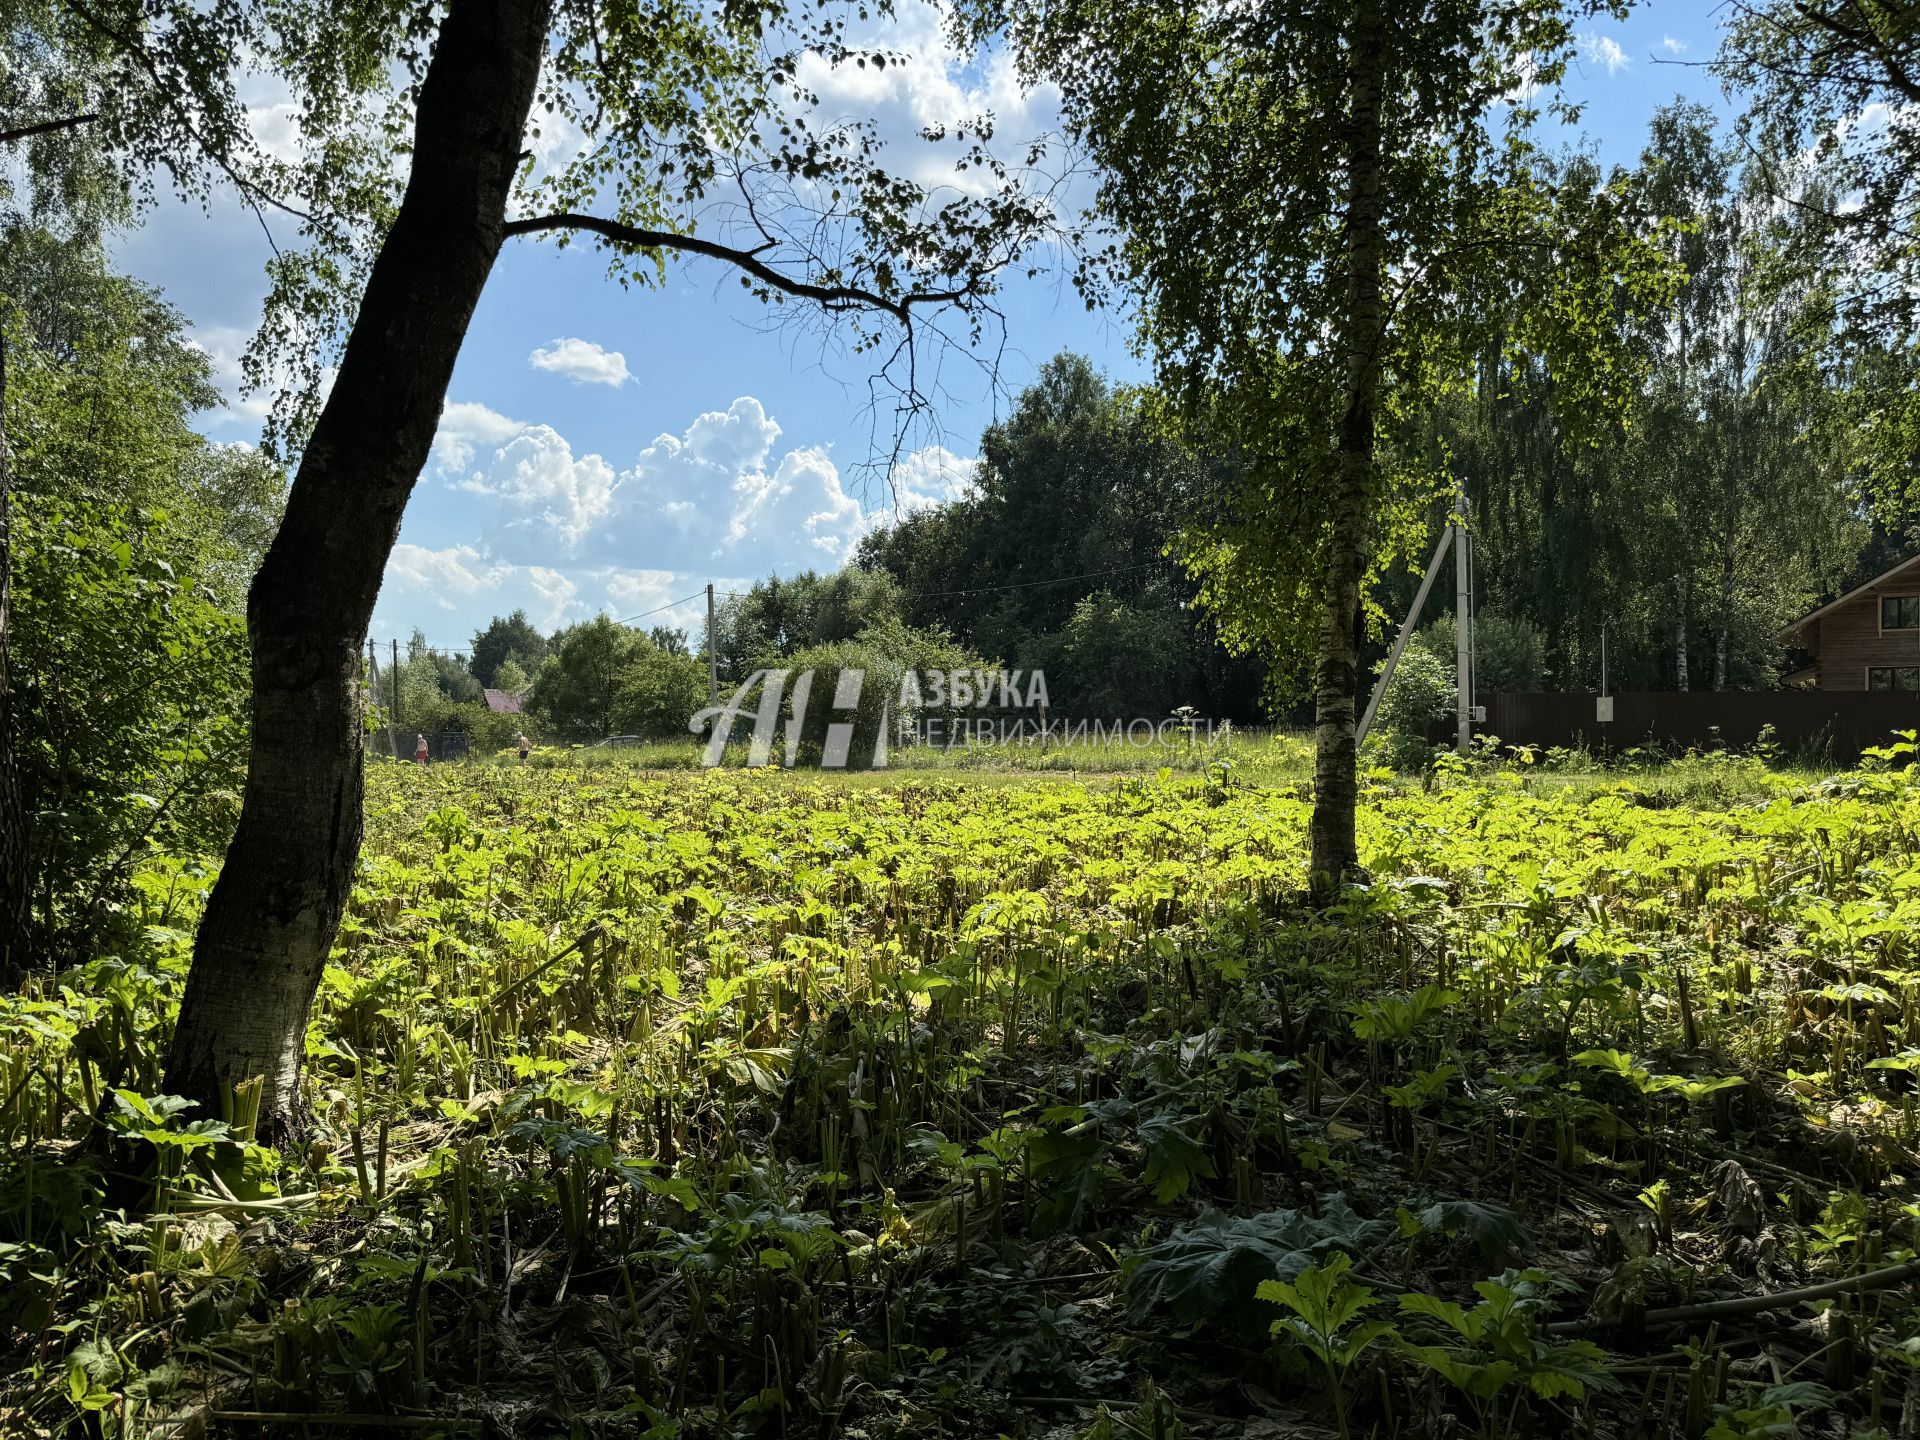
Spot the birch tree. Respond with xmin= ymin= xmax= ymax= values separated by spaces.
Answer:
xmin=983 ymin=0 xmax=1663 ymax=886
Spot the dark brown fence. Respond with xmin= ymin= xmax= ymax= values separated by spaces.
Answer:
xmin=1474 ymin=691 xmax=1920 ymax=759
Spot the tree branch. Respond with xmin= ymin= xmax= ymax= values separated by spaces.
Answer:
xmin=1791 ymin=0 xmax=1920 ymax=104
xmin=501 ymin=211 xmax=974 ymax=324
xmin=0 ymin=113 xmax=98 ymax=145
xmin=59 ymin=0 xmax=320 ymax=252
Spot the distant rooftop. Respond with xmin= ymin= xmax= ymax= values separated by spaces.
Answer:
xmin=483 ymin=688 xmax=524 ymax=714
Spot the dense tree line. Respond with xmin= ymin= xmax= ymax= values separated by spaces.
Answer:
xmin=855 ymin=354 xmax=1267 ymax=722
xmin=1425 ymin=103 xmax=1872 ymax=695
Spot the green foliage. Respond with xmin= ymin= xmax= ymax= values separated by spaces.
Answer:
xmin=990 ymin=0 xmax=1665 ymax=700
xmin=1259 ymin=1252 xmax=1392 ymax=1368
xmin=1415 ymin=613 xmax=1546 ymax=694
xmin=1704 ymin=1382 xmax=1833 ymax=1440
xmin=1259 ymin=1254 xmax=1395 ymax=1439
xmin=469 ymin=610 xmax=549 ymax=689
xmin=858 ymin=354 xmax=1263 ymax=722
xmin=1448 ymin=104 xmax=1866 ymax=691
xmin=8 ymin=711 xmax=1920 ymax=1433
xmin=714 ymin=567 xmax=906 ymax=675
xmin=1404 ymin=1201 xmax=1531 ymax=1265
xmin=1721 ymin=0 xmax=1920 ymax=525
xmin=776 ymin=620 xmax=981 ymax=766
xmin=1398 ymin=1269 xmax=1617 ymax=1417
xmin=1350 ymin=984 xmax=1462 ymax=1044
xmin=612 ymin=646 xmax=708 ymax=740
xmin=1373 ymin=648 xmax=1452 ymax=771
xmin=1136 ymin=1112 xmax=1215 ymax=1206
xmin=528 ymin=615 xmax=652 ymax=739
xmin=1124 ymin=1198 xmax=1391 ymax=1334
xmin=1054 ymin=591 xmax=1198 ymax=720
xmin=4 ymin=224 xmax=276 ymax=955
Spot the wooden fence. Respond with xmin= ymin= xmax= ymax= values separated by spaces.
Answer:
xmin=1473 ymin=691 xmax=1920 ymax=760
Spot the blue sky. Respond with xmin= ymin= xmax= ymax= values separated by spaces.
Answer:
xmin=114 ymin=0 xmax=1733 ymax=654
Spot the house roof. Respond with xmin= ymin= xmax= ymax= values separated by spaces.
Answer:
xmin=1775 ymin=553 xmax=1920 ymax=642
xmin=483 ymin=688 xmax=524 ymax=714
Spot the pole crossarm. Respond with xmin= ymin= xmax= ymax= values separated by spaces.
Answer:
xmin=1357 ymin=524 xmax=1454 ymax=747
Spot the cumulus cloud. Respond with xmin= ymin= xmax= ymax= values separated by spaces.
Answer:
xmin=602 ymin=569 xmax=712 ymax=636
xmin=459 ymin=425 xmax=617 ymax=555
xmin=1581 ymin=31 xmax=1630 ymax=75
xmin=188 ymin=325 xmax=272 ymax=430
xmin=787 ymin=0 xmax=1064 ymax=199
xmin=888 ymin=445 xmax=978 ymax=511
xmin=187 ymin=322 xmax=338 ymax=437
xmin=604 ymin=569 xmax=683 ymax=610
xmin=389 ymin=392 xmax=978 ymax=640
xmin=603 ymin=397 xmax=786 ymax=563
xmin=1660 ymin=35 xmax=1687 ymax=55
xmin=387 ymin=543 xmax=501 ymax=598
xmin=528 ymin=336 xmax=633 ymax=387
xmin=379 ymin=545 xmax=581 ymax=629
xmin=718 ymin=445 xmax=864 ymax=556
xmin=432 ymin=400 xmax=527 ymax=472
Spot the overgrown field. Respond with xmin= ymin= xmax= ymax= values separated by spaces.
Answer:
xmin=5 ymin=749 xmax=1920 ymax=1438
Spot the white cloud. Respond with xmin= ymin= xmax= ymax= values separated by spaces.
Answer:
xmin=188 ymin=325 xmax=272 ymax=430
xmin=393 ymin=397 xmax=979 ymax=632
xmin=528 ymin=336 xmax=633 ymax=387
xmin=737 ymin=445 xmax=864 ymax=555
xmin=1660 ymin=35 xmax=1687 ymax=55
xmin=604 ymin=396 xmax=786 ymax=562
xmin=521 ymin=567 xmax=582 ymax=629
xmin=605 ymin=569 xmax=683 ymax=609
xmin=386 ymin=544 xmax=500 ymax=600
xmin=186 ymin=322 xmax=337 ymax=436
xmin=1581 ymin=31 xmax=1629 ymax=75
xmin=888 ymin=445 xmax=978 ymax=511
xmin=432 ymin=400 xmax=527 ymax=472
xmin=460 ymin=424 xmax=617 ymax=554
xmin=681 ymin=395 xmax=785 ymax=473
xmin=787 ymin=0 xmax=1066 ymax=201
xmin=379 ymin=545 xmax=581 ymax=629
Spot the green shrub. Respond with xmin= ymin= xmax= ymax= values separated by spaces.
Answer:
xmin=760 ymin=621 xmax=981 ymax=767
xmin=1375 ymin=648 xmax=1454 ymax=771
xmin=612 ymin=649 xmax=708 ymax=739
xmin=1416 ymin=613 xmax=1546 ymax=693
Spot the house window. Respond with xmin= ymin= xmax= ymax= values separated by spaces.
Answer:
xmin=1883 ymin=596 xmax=1920 ymax=630
xmin=1868 ymin=667 xmax=1920 ymax=692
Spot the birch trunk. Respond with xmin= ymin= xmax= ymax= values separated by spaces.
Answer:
xmin=1308 ymin=0 xmax=1388 ymax=893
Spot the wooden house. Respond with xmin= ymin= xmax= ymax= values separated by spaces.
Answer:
xmin=1776 ymin=555 xmax=1920 ymax=691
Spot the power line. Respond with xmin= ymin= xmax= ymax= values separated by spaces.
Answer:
xmin=617 ymin=587 xmax=709 ymax=625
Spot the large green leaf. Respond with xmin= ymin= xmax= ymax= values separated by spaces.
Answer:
xmin=1123 ymin=1196 xmax=1391 ymax=1335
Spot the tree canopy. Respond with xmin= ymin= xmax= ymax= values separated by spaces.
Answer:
xmin=985 ymin=0 xmax=1666 ymax=878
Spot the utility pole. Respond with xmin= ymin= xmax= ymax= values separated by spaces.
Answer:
xmin=1454 ymin=492 xmax=1473 ymax=754
xmin=706 ymin=582 xmax=718 ymax=706
xmin=391 ymin=638 xmax=401 ymax=734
